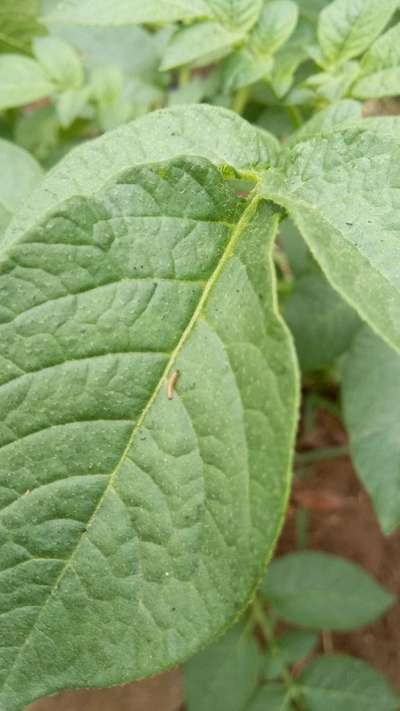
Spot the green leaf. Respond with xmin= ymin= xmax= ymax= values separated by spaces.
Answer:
xmin=0 ymin=54 xmax=54 ymax=110
xmin=318 ymin=0 xmax=398 ymax=67
xmin=14 ymin=105 xmax=60 ymax=165
xmin=248 ymin=685 xmax=292 ymax=711
xmin=0 ymin=138 xmax=43 ymax=236
xmin=50 ymin=24 xmax=167 ymax=75
xmin=33 ymin=36 xmax=83 ymax=89
xmin=44 ymin=0 xmax=211 ymax=25
xmin=269 ymin=17 xmax=314 ymax=97
xmin=299 ymin=655 xmax=399 ymax=711
xmin=289 ymin=100 xmax=362 ymax=144
xmin=221 ymin=0 xmax=299 ymax=92
xmin=297 ymin=0 xmax=330 ymax=24
xmin=0 ymin=0 xmax=44 ymax=55
xmin=262 ymin=551 xmax=394 ymax=630
xmin=283 ymin=272 xmax=361 ymax=372
xmin=161 ymin=21 xmax=240 ymax=71
xmin=206 ymin=0 xmax=263 ymax=32
xmin=184 ymin=621 xmax=261 ymax=711
xmin=260 ymin=126 xmax=400 ymax=354
xmin=303 ymin=61 xmax=359 ymax=102
xmin=278 ymin=219 xmax=314 ymax=276
xmin=264 ymin=630 xmax=318 ymax=680
xmin=0 ymin=153 xmax=298 ymax=710
xmin=343 ymin=327 xmax=400 ymax=535
xmin=6 ymin=105 xmax=279 ymax=244
xmin=55 ymin=86 xmax=92 ymax=127
xmin=221 ymin=48 xmax=273 ymax=92
xmin=251 ymin=0 xmax=299 ymax=57
xmin=352 ymin=23 xmax=400 ymax=99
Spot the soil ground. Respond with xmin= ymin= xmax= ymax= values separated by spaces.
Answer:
xmin=27 ymin=408 xmax=400 ymax=710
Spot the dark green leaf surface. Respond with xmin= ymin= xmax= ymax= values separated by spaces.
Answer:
xmin=343 ymin=327 xmax=400 ymax=534
xmin=262 ymin=551 xmax=394 ymax=630
xmin=0 ymin=156 xmax=298 ymax=710
xmin=260 ymin=125 xmax=400 ymax=354
xmin=299 ymin=655 xmax=399 ymax=711
xmin=184 ymin=621 xmax=261 ymax=711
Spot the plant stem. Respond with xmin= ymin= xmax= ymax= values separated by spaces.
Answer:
xmin=233 ymin=86 xmax=250 ymax=114
xmin=178 ymin=66 xmax=191 ymax=88
xmin=295 ymin=507 xmax=309 ymax=549
xmin=286 ymin=105 xmax=303 ymax=128
xmin=252 ymin=597 xmax=301 ymax=703
xmin=295 ymin=445 xmax=349 ymax=467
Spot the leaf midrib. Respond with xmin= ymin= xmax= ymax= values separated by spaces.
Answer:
xmin=1 ymin=193 xmax=262 ymax=694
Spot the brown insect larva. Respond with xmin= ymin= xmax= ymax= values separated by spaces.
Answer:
xmin=167 ymin=369 xmax=180 ymax=400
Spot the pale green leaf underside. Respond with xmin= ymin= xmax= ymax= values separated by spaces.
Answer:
xmin=260 ymin=126 xmax=400 ymax=354
xmin=5 ymin=105 xmax=279 ymax=247
xmin=0 ymin=156 xmax=298 ymax=710
xmin=343 ymin=327 xmax=400 ymax=535
xmin=44 ymin=0 xmax=211 ymax=25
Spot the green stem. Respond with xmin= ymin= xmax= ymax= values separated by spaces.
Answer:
xmin=295 ymin=507 xmax=309 ymax=549
xmin=286 ymin=105 xmax=303 ymax=128
xmin=252 ymin=597 xmax=301 ymax=703
xmin=232 ymin=86 xmax=250 ymax=114
xmin=178 ymin=66 xmax=191 ymax=88
xmin=295 ymin=445 xmax=349 ymax=467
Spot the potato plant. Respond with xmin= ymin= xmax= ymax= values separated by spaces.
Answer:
xmin=0 ymin=1 xmax=400 ymax=709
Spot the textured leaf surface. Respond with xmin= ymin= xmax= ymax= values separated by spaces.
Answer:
xmin=352 ymin=23 xmax=400 ymax=99
xmin=300 ymin=655 xmax=399 ymax=711
xmin=289 ymin=100 xmax=362 ymax=145
xmin=0 ymin=155 xmax=298 ymax=710
xmin=0 ymin=54 xmax=54 ymax=111
xmin=184 ymin=621 xmax=261 ymax=711
xmin=0 ymin=0 xmax=44 ymax=54
xmin=0 ymin=139 xmax=43 ymax=236
xmin=318 ymin=0 xmax=398 ymax=66
xmin=343 ymin=327 xmax=400 ymax=535
xmin=6 ymin=105 xmax=279 ymax=245
xmin=283 ymin=272 xmax=360 ymax=372
xmin=44 ymin=0 xmax=211 ymax=25
xmin=260 ymin=126 xmax=400 ymax=353
xmin=262 ymin=552 xmax=394 ymax=630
